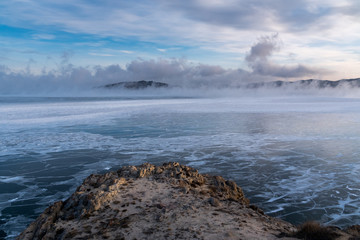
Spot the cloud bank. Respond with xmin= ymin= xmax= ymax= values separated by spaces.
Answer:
xmin=0 ymin=35 xmax=329 ymax=95
xmin=0 ymin=59 xmax=249 ymax=95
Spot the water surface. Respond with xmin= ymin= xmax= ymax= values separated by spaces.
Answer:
xmin=1 ymin=96 xmax=360 ymax=238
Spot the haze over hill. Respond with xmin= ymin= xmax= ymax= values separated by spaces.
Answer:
xmin=96 ymin=78 xmax=360 ymax=99
xmin=100 ymin=78 xmax=360 ymax=91
xmin=246 ymin=78 xmax=360 ymax=89
xmin=102 ymin=80 xmax=169 ymax=89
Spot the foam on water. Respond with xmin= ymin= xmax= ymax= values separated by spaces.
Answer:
xmin=1 ymin=96 xmax=360 ymax=238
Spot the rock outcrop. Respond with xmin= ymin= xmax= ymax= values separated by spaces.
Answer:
xmin=103 ymin=80 xmax=168 ymax=89
xmin=18 ymin=162 xmax=360 ymax=240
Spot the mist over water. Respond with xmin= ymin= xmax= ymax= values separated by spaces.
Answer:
xmin=0 ymin=53 xmax=355 ymax=98
xmin=1 ymin=95 xmax=360 ymax=238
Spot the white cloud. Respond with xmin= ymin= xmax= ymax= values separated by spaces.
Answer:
xmin=119 ymin=50 xmax=133 ymax=54
xmin=89 ymin=53 xmax=115 ymax=57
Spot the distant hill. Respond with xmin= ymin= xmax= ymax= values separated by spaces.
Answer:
xmin=102 ymin=80 xmax=169 ymax=89
xmin=247 ymin=78 xmax=360 ymax=89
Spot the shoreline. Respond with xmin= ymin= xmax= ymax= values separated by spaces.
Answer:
xmin=18 ymin=162 xmax=359 ymax=239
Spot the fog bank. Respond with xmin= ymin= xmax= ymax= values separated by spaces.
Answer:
xmin=1 ymin=60 xmax=359 ymax=98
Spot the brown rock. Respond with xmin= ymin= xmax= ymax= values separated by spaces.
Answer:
xmin=208 ymin=197 xmax=221 ymax=207
xmin=345 ymin=224 xmax=360 ymax=237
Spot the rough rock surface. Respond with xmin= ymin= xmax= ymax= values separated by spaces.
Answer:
xmin=18 ymin=163 xmax=359 ymax=240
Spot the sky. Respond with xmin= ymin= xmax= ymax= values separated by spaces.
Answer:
xmin=1 ymin=0 xmax=360 ymax=93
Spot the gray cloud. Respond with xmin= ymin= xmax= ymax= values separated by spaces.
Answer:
xmin=164 ymin=0 xmax=335 ymax=32
xmin=1 ymin=0 xmax=350 ymax=43
xmin=336 ymin=0 xmax=360 ymax=17
xmin=246 ymin=34 xmax=323 ymax=78
xmin=249 ymin=62 xmax=318 ymax=78
xmin=245 ymin=34 xmax=280 ymax=62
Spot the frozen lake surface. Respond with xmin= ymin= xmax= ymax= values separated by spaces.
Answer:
xmin=1 ymin=96 xmax=360 ymax=238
